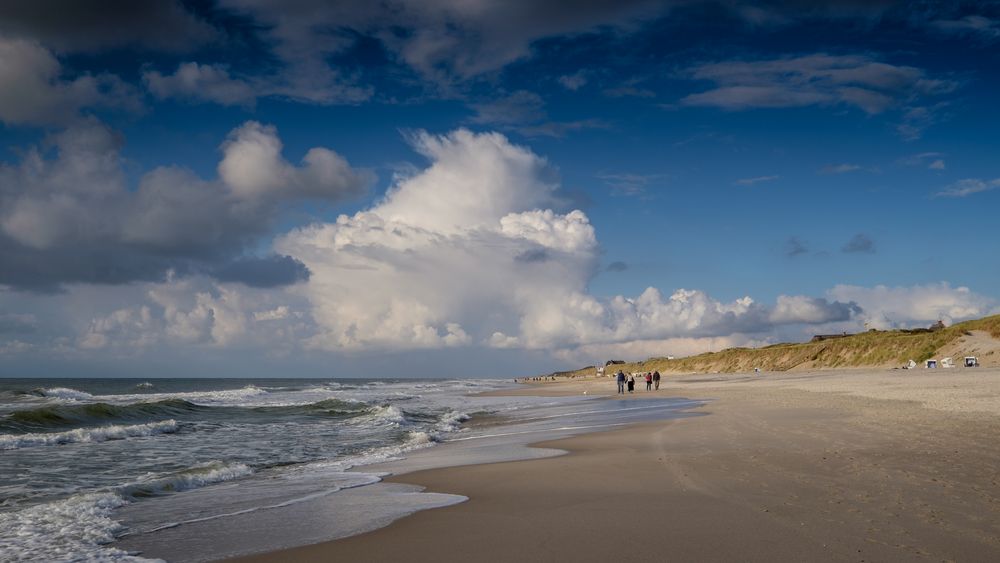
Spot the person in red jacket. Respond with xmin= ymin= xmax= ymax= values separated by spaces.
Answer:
xmin=644 ymin=372 xmax=653 ymax=390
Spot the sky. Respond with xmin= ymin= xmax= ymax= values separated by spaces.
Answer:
xmin=1 ymin=0 xmax=999 ymax=378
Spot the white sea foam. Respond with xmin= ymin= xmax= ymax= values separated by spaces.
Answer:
xmin=348 ymin=404 xmax=406 ymax=427
xmin=435 ymin=410 xmax=470 ymax=433
xmin=123 ymin=462 xmax=253 ymax=498
xmin=0 ymin=420 xmax=179 ymax=451
xmin=97 ymin=385 xmax=270 ymax=408
xmin=0 ymin=493 xmax=157 ymax=563
xmin=37 ymin=387 xmax=95 ymax=401
xmin=0 ymin=462 xmax=253 ymax=562
xmin=140 ymin=472 xmax=382 ymax=534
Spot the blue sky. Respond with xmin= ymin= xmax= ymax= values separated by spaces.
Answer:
xmin=1 ymin=1 xmax=998 ymax=377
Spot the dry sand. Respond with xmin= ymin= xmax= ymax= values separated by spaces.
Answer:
xmin=230 ymin=368 xmax=1000 ymax=562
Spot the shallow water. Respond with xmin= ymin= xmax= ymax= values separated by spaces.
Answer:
xmin=0 ymin=378 xmax=701 ymax=562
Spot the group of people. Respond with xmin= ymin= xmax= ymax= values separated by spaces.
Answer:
xmin=615 ymin=370 xmax=660 ymax=394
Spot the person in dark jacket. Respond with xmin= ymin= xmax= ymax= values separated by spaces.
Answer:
xmin=616 ymin=370 xmax=626 ymax=394
xmin=652 ymin=370 xmax=661 ymax=390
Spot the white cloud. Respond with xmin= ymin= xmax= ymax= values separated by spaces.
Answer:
xmin=934 ymin=178 xmax=1000 ymax=198
xmin=254 ymin=306 xmax=290 ymax=322
xmin=276 ymin=128 xmax=591 ymax=351
xmin=74 ymin=276 xmax=313 ymax=351
xmin=827 ymin=283 xmax=999 ymax=329
xmin=735 ymin=175 xmax=779 ymax=186
xmin=820 ymin=163 xmax=861 ymax=174
xmin=0 ymin=37 xmax=140 ymax=126
xmin=270 ymin=129 xmax=862 ymax=353
xmin=78 ymin=306 xmax=157 ymax=350
xmin=144 ymin=62 xmax=257 ymax=107
xmin=218 ymin=121 xmax=372 ymax=202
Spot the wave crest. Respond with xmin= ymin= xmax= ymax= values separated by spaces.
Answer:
xmin=2 ymin=399 xmax=201 ymax=432
xmin=0 ymin=420 xmax=179 ymax=450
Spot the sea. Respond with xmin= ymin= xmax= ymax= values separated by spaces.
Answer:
xmin=0 ymin=377 xmax=702 ymax=562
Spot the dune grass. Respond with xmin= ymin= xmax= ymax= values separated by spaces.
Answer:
xmin=555 ymin=314 xmax=1000 ymax=377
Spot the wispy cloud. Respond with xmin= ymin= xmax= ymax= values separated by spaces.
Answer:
xmin=735 ymin=175 xmax=779 ymax=186
xmin=469 ymin=90 xmax=607 ymax=138
xmin=929 ymin=15 xmax=1000 ymax=41
xmin=934 ymin=178 xmax=1000 ymax=198
xmin=898 ymin=151 xmax=946 ymax=169
xmin=679 ymin=54 xmax=956 ymax=120
xmin=820 ymin=163 xmax=861 ymax=174
xmin=785 ymin=236 xmax=808 ymax=257
xmin=599 ymin=172 xmax=665 ymax=197
xmin=558 ymin=70 xmax=589 ymax=91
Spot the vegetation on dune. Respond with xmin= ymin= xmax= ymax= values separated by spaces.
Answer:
xmin=552 ymin=314 xmax=1000 ymax=377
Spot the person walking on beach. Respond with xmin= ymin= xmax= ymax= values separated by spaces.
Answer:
xmin=627 ymin=374 xmax=635 ymax=393
xmin=616 ymin=370 xmax=626 ymax=394
xmin=653 ymin=370 xmax=661 ymax=390
xmin=645 ymin=372 xmax=652 ymax=391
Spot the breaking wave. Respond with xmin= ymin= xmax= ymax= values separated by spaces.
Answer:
xmin=1 ymin=399 xmax=203 ymax=432
xmin=0 ymin=420 xmax=179 ymax=451
xmin=0 ymin=461 xmax=254 ymax=561
xmin=122 ymin=461 xmax=253 ymax=498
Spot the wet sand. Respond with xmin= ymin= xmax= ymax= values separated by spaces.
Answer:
xmin=229 ymin=369 xmax=1000 ymax=562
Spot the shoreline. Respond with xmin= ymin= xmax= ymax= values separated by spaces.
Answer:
xmin=228 ymin=369 xmax=1000 ymax=562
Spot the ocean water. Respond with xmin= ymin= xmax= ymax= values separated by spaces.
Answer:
xmin=0 ymin=378 xmax=702 ymax=562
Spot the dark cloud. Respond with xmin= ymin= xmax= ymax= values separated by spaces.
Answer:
xmin=768 ymin=295 xmax=862 ymax=325
xmin=842 ymin=233 xmax=876 ymax=254
xmin=212 ymin=255 xmax=311 ymax=288
xmin=680 ymin=54 xmax=956 ymax=117
xmin=0 ymin=119 xmax=371 ymax=292
xmin=606 ymin=261 xmax=628 ymax=272
xmin=0 ymin=0 xmax=216 ymax=53
xmin=468 ymin=90 xmax=608 ymax=138
xmin=785 ymin=236 xmax=808 ymax=257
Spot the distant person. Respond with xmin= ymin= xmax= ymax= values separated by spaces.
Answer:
xmin=653 ymin=370 xmax=661 ymax=390
xmin=616 ymin=370 xmax=626 ymax=394
xmin=627 ymin=374 xmax=635 ymax=393
xmin=645 ymin=372 xmax=653 ymax=391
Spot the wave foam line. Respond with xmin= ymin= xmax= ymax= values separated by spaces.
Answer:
xmin=446 ymin=422 xmax=630 ymax=442
xmin=0 ymin=420 xmax=178 ymax=450
xmin=141 ymin=474 xmax=382 ymax=534
xmin=0 ymin=461 xmax=255 ymax=561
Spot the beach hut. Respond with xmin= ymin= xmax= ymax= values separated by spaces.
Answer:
xmin=925 ymin=359 xmax=938 ymax=369
xmin=905 ymin=360 xmax=917 ymax=370
xmin=941 ymin=357 xmax=955 ymax=368
xmin=965 ymin=356 xmax=980 ymax=367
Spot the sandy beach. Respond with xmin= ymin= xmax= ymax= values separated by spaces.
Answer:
xmin=230 ymin=369 xmax=1000 ymax=562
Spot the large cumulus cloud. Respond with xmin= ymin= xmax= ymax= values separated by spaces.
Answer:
xmin=828 ymin=283 xmax=1000 ymax=329
xmin=274 ymin=129 xmax=862 ymax=353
